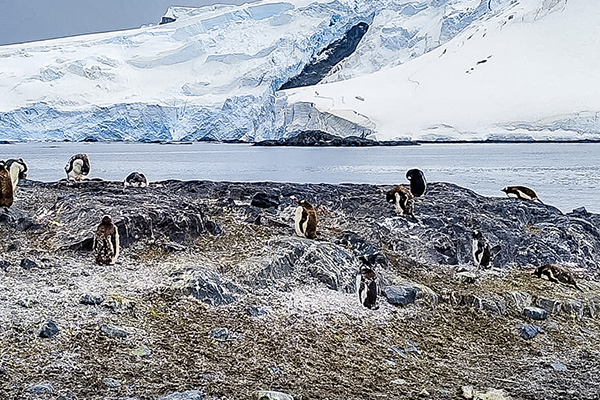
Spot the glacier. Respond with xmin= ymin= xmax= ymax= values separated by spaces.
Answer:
xmin=0 ymin=0 xmax=520 ymax=142
xmin=284 ymin=0 xmax=600 ymax=141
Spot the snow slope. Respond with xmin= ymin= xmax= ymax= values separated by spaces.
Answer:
xmin=284 ymin=0 xmax=600 ymax=141
xmin=0 ymin=0 xmax=512 ymax=142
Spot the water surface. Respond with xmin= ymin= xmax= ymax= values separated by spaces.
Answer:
xmin=1 ymin=142 xmax=598 ymax=213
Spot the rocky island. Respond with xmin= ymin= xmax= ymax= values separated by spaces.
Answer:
xmin=1 ymin=179 xmax=599 ymax=399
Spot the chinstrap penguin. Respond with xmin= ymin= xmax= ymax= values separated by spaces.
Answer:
xmin=293 ymin=198 xmax=318 ymax=239
xmin=5 ymin=158 xmax=27 ymax=191
xmin=501 ymin=186 xmax=543 ymax=204
xmin=0 ymin=161 xmax=14 ymax=208
xmin=472 ymin=230 xmax=491 ymax=268
xmin=534 ymin=263 xmax=582 ymax=291
xmin=356 ymin=255 xmax=379 ymax=309
xmin=65 ymin=153 xmax=91 ymax=181
xmin=124 ymin=172 xmax=149 ymax=188
xmin=386 ymin=185 xmax=415 ymax=219
xmin=406 ymin=169 xmax=427 ymax=197
xmin=94 ymin=215 xmax=120 ymax=265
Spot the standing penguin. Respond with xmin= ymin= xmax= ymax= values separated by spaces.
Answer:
xmin=0 ymin=161 xmax=14 ymax=208
xmin=406 ymin=169 xmax=427 ymax=197
xmin=386 ymin=185 xmax=415 ymax=219
xmin=356 ymin=255 xmax=379 ymax=309
xmin=124 ymin=172 xmax=149 ymax=188
xmin=472 ymin=230 xmax=491 ymax=268
xmin=294 ymin=199 xmax=318 ymax=239
xmin=501 ymin=186 xmax=543 ymax=204
xmin=5 ymin=158 xmax=27 ymax=191
xmin=65 ymin=154 xmax=91 ymax=181
xmin=94 ymin=215 xmax=119 ymax=265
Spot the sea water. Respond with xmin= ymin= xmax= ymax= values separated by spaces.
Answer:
xmin=1 ymin=142 xmax=598 ymax=213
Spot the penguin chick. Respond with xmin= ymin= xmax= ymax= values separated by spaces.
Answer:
xmin=0 ymin=161 xmax=14 ymax=208
xmin=5 ymin=158 xmax=27 ymax=191
xmin=294 ymin=199 xmax=317 ymax=239
xmin=94 ymin=215 xmax=119 ymax=265
xmin=124 ymin=171 xmax=149 ymax=188
xmin=356 ymin=255 xmax=379 ymax=309
xmin=534 ymin=263 xmax=583 ymax=291
xmin=406 ymin=168 xmax=427 ymax=197
xmin=65 ymin=153 xmax=91 ymax=181
xmin=386 ymin=185 xmax=415 ymax=218
xmin=501 ymin=186 xmax=543 ymax=204
xmin=472 ymin=230 xmax=491 ymax=268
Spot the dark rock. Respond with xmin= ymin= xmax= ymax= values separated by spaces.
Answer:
xmin=0 ymin=208 xmax=42 ymax=231
xmin=20 ymin=258 xmax=38 ymax=270
xmin=536 ymin=298 xmax=562 ymax=315
xmin=28 ymin=383 xmax=54 ymax=394
xmin=183 ymin=267 xmax=240 ymax=306
xmin=101 ymin=324 xmax=129 ymax=338
xmin=80 ymin=294 xmax=105 ymax=306
xmin=524 ymin=306 xmax=547 ymax=320
xmin=250 ymin=238 xmax=357 ymax=292
xmin=383 ymin=285 xmax=419 ymax=306
xmin=280 ymin=22 xmax=369 ymax=90
xmin=0 ymin=260 xmax=9 ymax=271
xmin=159 ymin=390 xmax=203 ymax=400
xmin=519 ymin=324 xmax=543 ymax=339
xmin=251 ymin=192 xmax=280 ymax=209
xmin=39 ymin=320 xmax=59 ymax=338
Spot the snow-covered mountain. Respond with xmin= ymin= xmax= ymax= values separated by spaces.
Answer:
xmin=0 ymin=0 xmax=517 ymax=142
xmin=285 ymin=0 xmax=600 ymax=141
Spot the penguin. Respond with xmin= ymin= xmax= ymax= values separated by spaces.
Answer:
xmin=386 ymin=185 xmax=415 ymax=219
xmin=294 ymin=199 xmax=317 ymax=239
xmin=0 ymin=161 xmax=14 ymax=208
xmin=472 ymin=230 xmax=491 ymax=268
xmin=124 ymin=172 xmax=148 ymax=188
xmin=65 ymin=153 xmax=91 ymax=181
xmin=356 ymin=255 xmax=379 ymax=309
xmin=501 ymin=186 xmax=543 ymax=204
xmin=406 ymin=169 xmax=427 ymax=197
xmin=5 ymin=158 xmax=27 ymax=191
xmin=534 ymin=263 xmax=583 ymax=291
xmin=94 ymin=215 xmax=119 ymax=265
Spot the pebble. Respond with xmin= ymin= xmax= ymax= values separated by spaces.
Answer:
xmin=550 ymin=362 xmax=567 ymax=371
xmin=20 ymin=258 xmax=38 ymax=270
xmin=39 ymin=320 xmax=59 ymax=338
xmin=254 ymin=390 xmax=294 ymax=400
xmin=519 ymin=324 xmax=543 ymax=340
xmin=159 ymin=390 xmax=203 ymax=400
xmin=103 ymin=377 xmax=122 ymax=388
xmin=101 ymin=324 xmax=130 ymax=338
xmin=80 ymin=294 xmax=105 ymax=305
xmin=28 ymin=383 xmax=54 ymax=394
xmin=524 ymin=306 xmax=548 ymax=321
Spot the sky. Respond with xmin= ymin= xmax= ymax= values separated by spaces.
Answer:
xmin=0 ymin=0 xmax=251 ymax=46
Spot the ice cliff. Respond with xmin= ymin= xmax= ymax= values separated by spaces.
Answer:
xmin=1 ymin=0 xmax=593 ymax=142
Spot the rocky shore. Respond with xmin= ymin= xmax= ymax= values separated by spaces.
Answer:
xmin=1 ymin=179 xmax=599 ymax=400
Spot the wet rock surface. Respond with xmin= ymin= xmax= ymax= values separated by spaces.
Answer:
xmin=1 ymin=179 xmax=600 ymax=399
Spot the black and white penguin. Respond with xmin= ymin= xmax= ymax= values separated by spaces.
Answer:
xmin=356 ymin=255 xmax=379 ymax=309
xmin=472 ymin=230 xmax=491 ymax=268
xmin=534 ymin=263 xmax=582 ymax=291
xmin=386 ymin=185 xmax=415 ymax=218
xmin=94 ymin=215 xmax=119 ymax=265
xmin=124 ymin=172 xmax=148 ymax=188
xmin=294 ymin=199 xmax=317 ymax=239
xmin=0 ymin=161 xmax=14 ymax=208
xmin=406 ymin=169 xmax=427 ymax=197
xmin=501 ymin=186 xmax=543 ymax=204
xmin=5 ymin=158 xmax=27 ymax=191
xmin=65 ymin=153 xmax=91 ymax=181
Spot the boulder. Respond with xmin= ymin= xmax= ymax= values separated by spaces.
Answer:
xmin=383 ymin=285 xmax=419 ymax=306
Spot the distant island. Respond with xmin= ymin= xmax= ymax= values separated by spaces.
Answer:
xmin=255 ymin=130 xmax=419 ymax=147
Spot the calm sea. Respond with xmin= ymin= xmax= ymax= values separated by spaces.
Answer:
xmin=1 ymin=142 xmax=598 ymax=213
